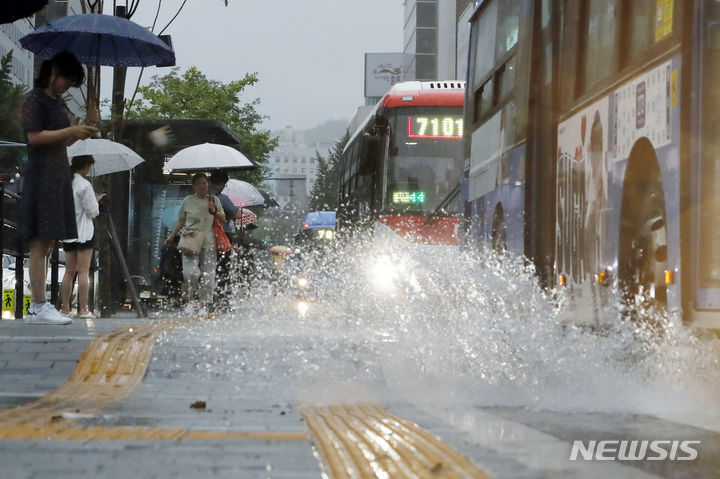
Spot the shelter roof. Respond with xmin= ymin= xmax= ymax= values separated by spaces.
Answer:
xmin=119 ymin=119 xmax=242 ymax=154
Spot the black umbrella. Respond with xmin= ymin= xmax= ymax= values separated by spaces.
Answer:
xmin=259 ymin=189 xmax=280 ymax=208
xmin=0 ymin=0 xmax=48 ymax=25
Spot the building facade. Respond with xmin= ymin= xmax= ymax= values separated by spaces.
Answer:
xmin=0 ymin=19 xmax=34 ymax=89
xmin=267 ymin=127 xmax=333 ymax=210
xmin=403 ymin=0 xmax=474 ymax=81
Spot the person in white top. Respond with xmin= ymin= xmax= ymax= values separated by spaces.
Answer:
xmin=60 ymin=155 xmax=105 ymax=318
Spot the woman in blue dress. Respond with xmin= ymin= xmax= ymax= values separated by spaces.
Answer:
xmin=22 ymin=52 xmax=98 ymax=325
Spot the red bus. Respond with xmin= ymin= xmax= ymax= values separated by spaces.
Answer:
xmin=338 ymin=81 xmax=465 ymax=245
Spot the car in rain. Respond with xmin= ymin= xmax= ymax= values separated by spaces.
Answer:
xmin=294 ymin=211 xmax=336 ymax=247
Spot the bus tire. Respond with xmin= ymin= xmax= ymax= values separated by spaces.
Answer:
xmin=618 ymin=157 xmax=668 ymax=318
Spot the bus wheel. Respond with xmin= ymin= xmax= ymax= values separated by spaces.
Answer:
xmin=620 ymin=180 xmax=668 ymax=316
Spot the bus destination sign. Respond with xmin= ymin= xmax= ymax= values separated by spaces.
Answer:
xmin=393 ymin=191 xmax=426 ymax=204
xmin=408 ymin=116 xmax=463 ymax=139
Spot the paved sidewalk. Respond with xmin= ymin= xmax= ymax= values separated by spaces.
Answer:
xmin=0 ymin=314 xmax=150 ymax=410
xmin=0 ymin=313 xmax=323 ymax=479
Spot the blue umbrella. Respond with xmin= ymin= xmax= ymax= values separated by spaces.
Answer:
xmin=20 ymin=14 xmax=174 ymax=67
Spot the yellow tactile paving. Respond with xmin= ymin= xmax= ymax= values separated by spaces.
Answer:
xmin=0 ymin=321 xmax=176 ymax=428
xmin=301 ymin=403 xmax=491 ymax=479
xmin=0 ymin=316 xmax=306 ymax=441
xmin=0 ymin=316 xmax=489 ymax=477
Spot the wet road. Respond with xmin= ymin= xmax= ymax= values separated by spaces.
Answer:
xmin=1 ymin=239 xmax=720 ymax=478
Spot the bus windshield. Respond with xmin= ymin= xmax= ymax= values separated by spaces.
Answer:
xmin=385 ymin=106 xmax=463 ymax=215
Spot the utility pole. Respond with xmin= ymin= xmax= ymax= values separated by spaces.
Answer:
xmin=99 ymin=4 xmax=130 ymax=317
xmin=111 ymin=6 xmax=128 ymax=141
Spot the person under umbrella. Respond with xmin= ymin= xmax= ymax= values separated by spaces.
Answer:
xmin=208 ymin=170 xmax=241 ymax=309
xmin=66 ymin=138 xmax=145 ymax=176
xmin=164 ymin=173 xmax=224 ymax=315
xmin=59 ymin=155 xmax=105 ymax=319
xmin=20 ymin=13 xmax=175 ymax=127
xmin=22 ymin=52 xmax=98 ymax=325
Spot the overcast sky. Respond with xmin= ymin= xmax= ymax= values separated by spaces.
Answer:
xmin=99 ymin=0 xmax=404 ymax=133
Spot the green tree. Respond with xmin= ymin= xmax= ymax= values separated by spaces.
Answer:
xmin=309 ymin=130 xmax=350 ymax=211
xmin=0 ymin=51 xmax=25 ymax=141
xmin=125 ymin=66 xmax=277 ymax=185
xmin=0 ymin=51 xmax=27 ymax=172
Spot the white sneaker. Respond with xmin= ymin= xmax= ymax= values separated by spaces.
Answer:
xmin=25 ymin=303 xmax=72 ymax=325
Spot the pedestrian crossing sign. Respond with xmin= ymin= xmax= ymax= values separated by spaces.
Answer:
xmin=2 ymin=289 xmax=31 ymax=318
xmin=3 ymin=289 xmax=14 ymax=312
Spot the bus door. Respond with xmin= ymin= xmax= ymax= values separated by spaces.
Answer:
xmin=695 ymin=0 xmax=720 ymax=311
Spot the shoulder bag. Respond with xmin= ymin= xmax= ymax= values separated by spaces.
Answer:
xmin=209 ymin=196 xmax=232 ymax=253
xmin=177 ymin=198 xmax=205 ymax=255
xmin=178 ymin=230 xmax=203 ymax=255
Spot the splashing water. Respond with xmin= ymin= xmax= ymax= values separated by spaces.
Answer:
xmin=165 ymin=229 xmax=720 ymax=427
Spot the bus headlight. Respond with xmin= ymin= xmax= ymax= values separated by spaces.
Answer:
xmin=370 ymin=255 xmax=398 ymax=294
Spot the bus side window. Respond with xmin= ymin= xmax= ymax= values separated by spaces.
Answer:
xmin=349 ymin=142 xmax=359 ymax=179
xmin=359 ymin=133 xmax=381 ymax=175
xmin=626 ymin=0 xmax=656 ymax=62
xmin=495 ymin=0 xmax=519 ymax=61
xmin=474 ymin=78 xmax=493 ymax=124
xmin=472 ymin=1 xmax=498 ymax=89
xmin=581 ymin=0 xmax=620 ymax=92
xmin=494 ymin=56 xmax=516 ymax=104
xmin=699 ymin=21 xmax=720 ymax=286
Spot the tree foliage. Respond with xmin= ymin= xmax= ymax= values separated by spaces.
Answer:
xmin=125 ymin=66 xmax=277 ymax=185
xmin=0 ymin=52 xmax=25 ymax=142
xmin=309 ymin=130 xmax=350 ymax=211
xmin=0 ymin=51 xmax=27 ymax=172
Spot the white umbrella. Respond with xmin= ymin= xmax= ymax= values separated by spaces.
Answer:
xmin=67 ymin=138 xmax=145 ymax=176
xmin=165 ymin=143 xmax=255 ymax=171
xmin=222 ymin=179 xmax=265 ymax=208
